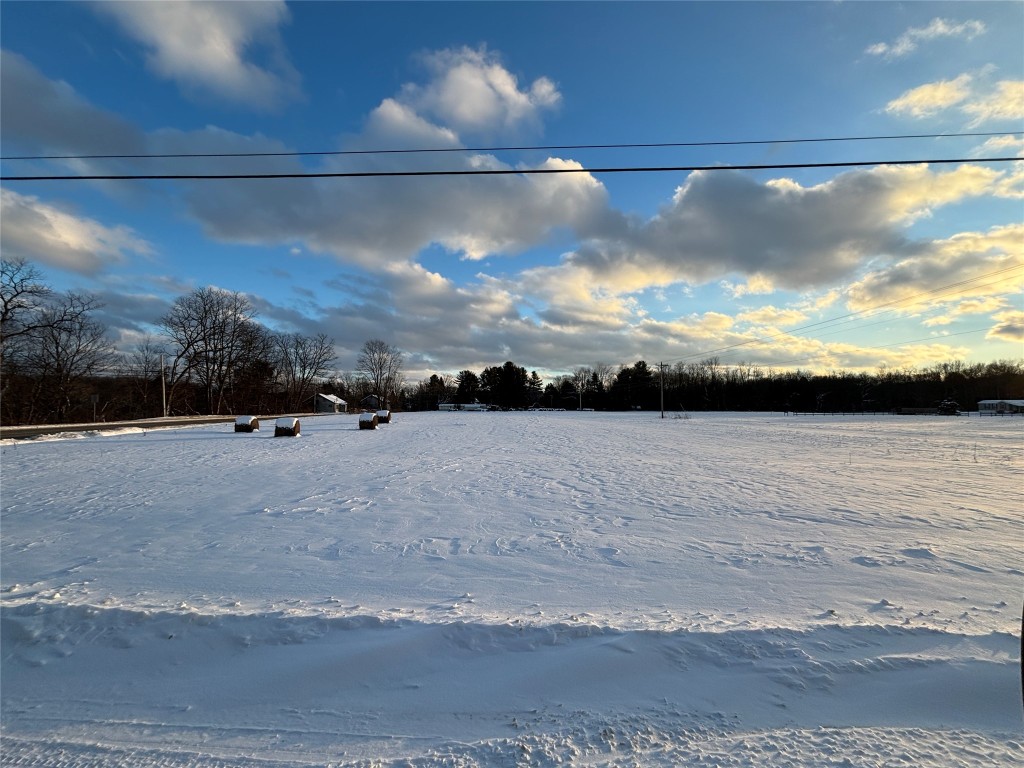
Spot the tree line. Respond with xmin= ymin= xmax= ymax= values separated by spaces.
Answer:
xmin=2 ymin=258 xmax=1021 ymax=425
xmin=406 ymin=357 xmax=1023 ymax=414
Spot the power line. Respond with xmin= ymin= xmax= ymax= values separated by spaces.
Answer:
xmin=2 ymin=156 xmax=1018 ymax=182
xmin=2 ymin=130 xmax=1018 ymax=162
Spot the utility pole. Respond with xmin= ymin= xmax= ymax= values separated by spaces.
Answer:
xmin=658 ymin=361 xmax=667 ymax=419
xmin=161 ymin=354 xmax=167 ymax=417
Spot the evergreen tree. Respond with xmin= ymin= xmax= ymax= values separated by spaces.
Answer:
xmin=455 ymin=370 xmax=481 ymax=404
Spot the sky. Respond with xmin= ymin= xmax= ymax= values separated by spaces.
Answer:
xmin=1 ymin=1 xmax=1022 ymax=382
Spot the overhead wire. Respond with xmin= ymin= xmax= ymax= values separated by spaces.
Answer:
xmin=2 ymin=130 xmax=1019 ymax=161
xmin=1 ymin=156 xmax=1019 ymax=182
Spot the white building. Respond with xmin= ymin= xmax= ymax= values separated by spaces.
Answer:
xmin=315 ymin=393 xmax=347 ymax=413
xmin=977 ymin=399 xmax=1024 ymax=414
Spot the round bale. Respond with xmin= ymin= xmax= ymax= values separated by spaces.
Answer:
xmin=234 ymin=415 xmax=260 ymax=433
xmin=359 ymin=412 xmax=378 ymax=430
xmin=274 ymin=417 xmax=300 ymax=437
xmin=376 ymin=409 xmax=391 ymax=424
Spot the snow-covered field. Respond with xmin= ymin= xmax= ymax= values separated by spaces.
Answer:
xmin=2 ymin=411 xmax=1021 ymax=766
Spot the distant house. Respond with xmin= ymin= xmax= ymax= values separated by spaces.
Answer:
xmin=315 ymin=393 xmax=347 ymax=413
xmin=978 ymin=399 xmax=1024 ymax=414
xmin=360 ymin=394 xmax=382 ymax=411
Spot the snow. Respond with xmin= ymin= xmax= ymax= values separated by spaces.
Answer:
xmin=2 ymin=411 xmax=1021 ymax=766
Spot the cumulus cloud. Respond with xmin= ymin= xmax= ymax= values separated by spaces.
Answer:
xmin=866 ymin=18 xmax=985 ymax=59
xmin=464 ymin=162 xmax=1018 ymax=340
xmin=169 ymin=142 xmax=609 ymax=268
xmin=400 ymin=47 xmax=560 ymax=136
xmin=563 ymin=163 xmax=1009 ymax=297
xmin=160 ymin=102 xmax=605 ymax=267
xmin=0 ymin=190 xmax=153 ymax=274
xmin=845 ymin=223 xmax=1024 ymax=313
xmin=96 ymin=0 xmax=301 ymax=110
xmin=987 ymin=310 xmax=1024 ymax=342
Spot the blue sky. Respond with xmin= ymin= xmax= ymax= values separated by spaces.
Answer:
xmin=2 ymin=1 xmax=1022 ymax=381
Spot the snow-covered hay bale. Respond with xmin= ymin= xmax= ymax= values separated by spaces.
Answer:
xmin=359 ymin=413 xmax=378 ymax=430
xmin=376 ymin=409 xmax=391 ymax=424
xmin=234 ymin=415 xmax=260 ymax=433
xmin=273 ymin=417 xmax=300 ymax=437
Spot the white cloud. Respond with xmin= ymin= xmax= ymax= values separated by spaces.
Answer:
xmin=564 ymin=163 xmax=1012 ymax=298
xmin=96 ymin=1 xmax=301 ymax=110
xmin=922 ymin=296 xmax=1008 ymax=326
xmin=866 ymin=18 xmax=985 ymax=59
xmin=845 ymin=223 xmax=1024 ymax=313
xmin=799 ymin=289 xmax=841 ymax=313
xmin=721 ymin=274 xmax=775 ymax=298
xmin=164 ymin=135 xmax=607 ymax=270
xmin=972 ymin=134 xmax=1024 ymax=159
xmin=884 ymin=75 xmax=973 ymax=118
xmin=962 ymin=80 xmax=1024 ymax=127
xmin=987 ymin=310 xmax=1024 ymax=343
xmin=0 ymin=190 xmax=153 ymax=274
xmin=401 ymin=47 xmax=560 ymax=136
xmin=885 ymin=74 xmax=1024 ymax=127
xmin=358 ymin=99 xmax=461 ymax=150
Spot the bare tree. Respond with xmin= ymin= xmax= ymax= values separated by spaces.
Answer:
xmin=19 ymin=293 xmax=115 ymax=423
xmin=356 ymin=339 xmax=403 ymax=409
xmin=275 ymin=332 xmax=337 ymax=411
xmin=1 ymin=258 xmax=52 ymax=350
xmin=159 ymin=287 xmax=260 ymax=415
xmin=571 ymin=366 xmax=593 ymax=411
xmin=592 ymin=362 xmax=615 ymax=391
xmin=2 ymin=259 xmax=98 ymax=369
xmin=226 ymin=322 xmax=276 ymax=414
xmin=124 ymin=336 xmax=167 ymax=418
